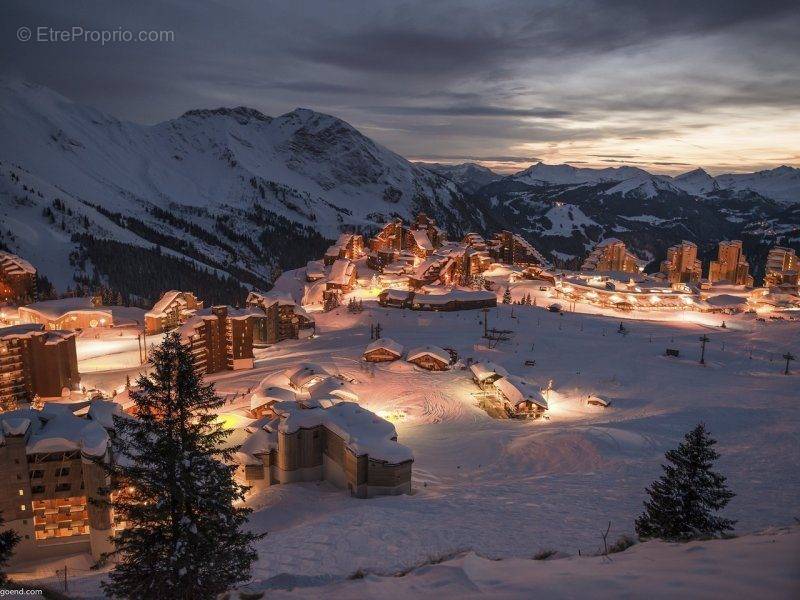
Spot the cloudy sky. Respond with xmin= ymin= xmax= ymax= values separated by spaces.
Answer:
xmin=3 ymin=0 xmax=799 ymax=173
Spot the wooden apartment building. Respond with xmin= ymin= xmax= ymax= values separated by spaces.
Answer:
xmin=178 ymin=306 xmax=257 ymax=375
xmin=0 ymin=324 xmax=79 ymax=411
xmin=0 ymin=251 xmax=37 ymax=305
xmin=144 ymin=290 xmax=203 ymax=335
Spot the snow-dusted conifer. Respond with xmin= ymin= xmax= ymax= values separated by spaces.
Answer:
xmin=635 ymin=423 xmax=735 ymax=541
xmin=0 ymin=513 xmax=20 ymax=584
xmin=502 ymin=287 xmax=512 ymax=304
xmin=103 ymin=333 xmax=262 ymax=599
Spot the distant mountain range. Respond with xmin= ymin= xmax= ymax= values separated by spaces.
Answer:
xmin=0 ymin=79 xmax=797 ymax=302
xmin=424 ymin=161 xmax=800 ymax=204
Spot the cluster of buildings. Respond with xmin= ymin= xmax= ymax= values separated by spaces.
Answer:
xmin=243 ymin=363 xmax=412 ymax=498
xmin=470 ymin=362 xmax=548 ymax=419
xmin=362 ymin=338 xmax=454 ymax=371
xmin=362 ymin=215 xmax=549 ymax=291
xmin=0 ymin=251 xmax=37 ymax=305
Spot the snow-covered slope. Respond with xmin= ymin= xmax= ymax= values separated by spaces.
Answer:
xmin=0 ymin=79 xmax=487 ymax=300
xmin=715 ymin=166 xmax=800 ymax=204
xmin=672 ymin=168 xmax=720 ymax=195
xmin=253 ymin=527 xmax=800 ymax=599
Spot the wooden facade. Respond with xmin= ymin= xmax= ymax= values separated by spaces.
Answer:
xmin=0 ymin=325 xmax=79 ymax=410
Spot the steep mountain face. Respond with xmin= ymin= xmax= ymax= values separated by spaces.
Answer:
xmin=0 ymin=80 xmax=492 ymax=304
xmin=472 ymin=163 xmax=799 ymax=277
xmin=672 ymin=168 xmax=720 ymax=195
xmin=417 ymin=162 xmax=503 ymax=194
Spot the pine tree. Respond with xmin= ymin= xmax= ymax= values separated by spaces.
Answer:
xmin=0 ymin=512 xmax=20 ymax=584
xmin=502 ymin=287 xmax=512 ymax=304
xmin=103 ymin=333 xmax=263 ymax=599
xmin=635 ymin=423 xmax=735 ymax=541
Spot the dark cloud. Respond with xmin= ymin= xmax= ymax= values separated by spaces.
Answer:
xmin=1 ymin=0 xmax=798 ymax=171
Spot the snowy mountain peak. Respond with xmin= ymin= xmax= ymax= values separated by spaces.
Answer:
xmin=513 ymin=162 xmax=652 ymax=186
xmin=672 ymin=168 xmax=719 ymax=195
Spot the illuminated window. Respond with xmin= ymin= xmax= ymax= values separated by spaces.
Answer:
xmin=20 ymin=504 xmax=26 ymax=511
xmin=18 ymin=489 xmax=24 ymax=496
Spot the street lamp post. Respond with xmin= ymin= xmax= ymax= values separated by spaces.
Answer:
xmin=783 ymin=352 xmax=795 ymax=375
xmin=699 ymin=334 xmax=710 ymax=365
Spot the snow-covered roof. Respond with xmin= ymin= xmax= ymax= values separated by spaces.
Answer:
xmin=273 ymin=401 xmax=413 ymax=464
xmin=705 ymin=294 xmax=749 ymax=307
xmin=413 ymin=289 xmax=496 ymax=305
xmin=306 ymin=377 xmax=359 ymax=404
xmin=285 ymin=363 xmax=332 ymax=389
xmin=86 ymin=399 xmax=124 ymax=430
xmin=0 ymin=250 xmax=36 ymax=275
xmin=145 ymin=290 xmax=197 ymax=318
xmin=407 ymin=345 xmax=451 ymax=365
xmin=493 ymin=376 xmax=548 ymax=409
xmin=0 ymin=402 xmax=114 ymax=458
xmin=364 ymin=337 xmax=404 ymax=357
xmin=250 ymin=385 xmax=297 ymax=411
xmin=469 ymin=361 xmax=509 ymax=383
xmin=19 ymin=297 xmax=111 ymax=320
xmin=329 ymin=259 xmax=355 ymax=286
xmin=411 ymin=229 xmax=434 ymax=252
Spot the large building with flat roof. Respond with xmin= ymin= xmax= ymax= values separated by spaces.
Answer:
xmin=0 ymin=402 xmax=115 ymax=563
xmin=18 ymin=297 xmax=113 ymax=331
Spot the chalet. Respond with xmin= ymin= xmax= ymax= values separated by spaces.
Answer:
xmin=250 ymin=385 xmax=297 ymax=418
xmin=305 ymin=260 xmax=326 ymax=282
xmin=327 ymin=259 xmax=357 ymax=292
xmin=0 ymin=250 xmax=37 ymax=304
xmin=378 ymin=288 xmax=497 ymax=311
xmin=323 ymin=233 xmax=365 ymax=266
xmin=409 ymin=229 xmax=435 ymax=258
xmin=234 ymin=399 xmax=413 ymax=498
xmin=363 ymin=338 xmax=404 ymax=362
xmin=285 ymin=363 xmax=331 ymax=391
xmin=411 ymin=290 xmax=496 ymax=311
xmin=144 ymin=290 xmax=203 ymax=335
xmin=378 ymin=288 xmax=412 ymax=308
xmin=406 ymin=345 xmax=452 ymax=371
xmin=18 ymin=297 xmax=113 ymax=331
xmin=0 ymin=401 xmax=116 ymax=564
xmin=469 ymin=361 xmax=509 ymax=388
xmin=587 ymin=395 xmax=611 ymax=408
xmin=493 ymin=376 xmax=548 ymax=418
